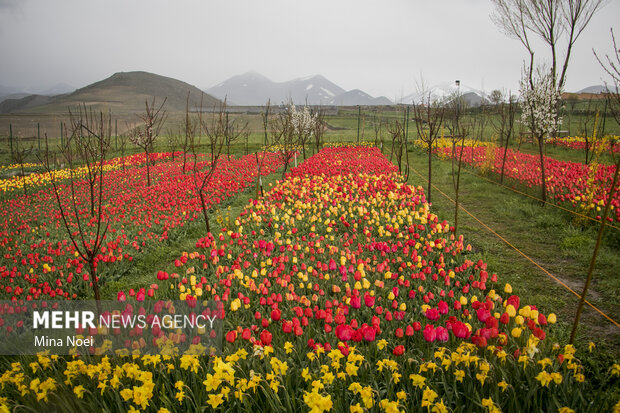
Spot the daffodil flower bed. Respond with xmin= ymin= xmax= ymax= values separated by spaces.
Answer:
xmin=1 ymin=147 xmax=618 ymax=412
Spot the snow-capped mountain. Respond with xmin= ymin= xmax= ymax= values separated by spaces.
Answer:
xmin=400 ymin=82 xmax=489 ymax=107
xmin=205 ymin=72 xmax=392 ymax=106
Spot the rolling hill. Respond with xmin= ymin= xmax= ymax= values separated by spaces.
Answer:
xmin=330 ymin=89 xmax=393 ymax=106
xmin=576 ymin=85 xmax=606 ymax=94
xmin=0 ymin=71 xmax=220 ymax=114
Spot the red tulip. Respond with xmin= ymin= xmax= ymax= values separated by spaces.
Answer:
xmin=423 ymin=324 xmax=436 ymax=342
xmin=226 ymin=330 xmax=236 ymax=343
xmin=259 ymin=330 xmax=272 ymax=346
xmin=335 ymin=324 xmax=353 ymax=341
xmin=362 ymin=325 xmax=376 ymax=342
xmin=242 ymin=328 xmax=251 ymax=340
xmin=436 ymin=326 xmax=449 ymax=342
xmin=393 ymin=345 xmax=405 ymax=356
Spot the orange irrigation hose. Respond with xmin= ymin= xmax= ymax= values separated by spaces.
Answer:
xmin=410 ymin=166 xmax=620 ymax=329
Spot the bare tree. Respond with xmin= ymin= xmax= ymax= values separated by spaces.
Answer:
xmin=271 ymin=103 xmax=298 ymax=179
xmin=129 ymin=97 xmax=167 ymax=186
xmin=594 ymin=29 xmax=620 ymax=132
xmin=452 ymin=117 xmax=474 ymax=233
xmin=442 ymin=88 xmax=468 ymax=233
xmin=254 ymin=100 xmax=274 ymax=198
xmin=117 ymin=128 xmax=129 ymax=171
xmin=489 ymin=89 xmax=504 ymax=107
xmin=564 ymin=92 xmax=580 ymax=134
xmin=491 ymin=0 xmax=606 ymax=92
xmin=223 ymin=112 xmax=249 ymax=160
xmin=578 ymin=98 xmax=600 ymax=164
xmin=372 ymin=113 xmax=384 ymax=151
xmin=166 ymin=128 xmax=181 ymax=161
xmin=412 ymin=93 xmax=445 ymax=203
xmin=38 ymin=106 xmax=112 ymax=307
xmin=491 ymin=90 xmax=517 ymax=183
xmin=193 ymin=100 xmax=226 ymax=234
xmin=571 ymin=27 xmax=620 ymax=343
xmin=443 ymin=90 xmax=466 ymax=188
xmin=12 ymin=137 xmax=34 ymax=197
xmin=261 ymin=99 xmax=271 ymax=147
xmin=181 ymin=93 xmax=199 ymax=174
xmin=387 ymin=118 xmax=405 ymax=175
xmin=254 ymin=101 xmax=282 ymax=199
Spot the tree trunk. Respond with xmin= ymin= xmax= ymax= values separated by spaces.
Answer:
xmin=281 ymin=160 xmax=289 ymax=179
xmin=89 ymin=260 xmax=102 ymax=315
xmin=427 ymin=142 xmax=433 ymax=203
xmin=538 ymin=136 xmax=547 ymax=204
xmin=20 ymin=163 xmax=27 ymax=198
xmin=454 ymin=138 xmax=465 ymax=233
xmin=90 ymin=177 xmax=96 ymax=217
xmin=198 ymin=190 xmax=211 ymax=234
xmin=500 ymin=138 xmax=510 ymax=184
xmin=145 ymin=149 xmax=151 ymax=186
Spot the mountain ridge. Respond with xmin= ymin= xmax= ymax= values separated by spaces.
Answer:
xmin=206 ymin=72 xmax=392 ymax=106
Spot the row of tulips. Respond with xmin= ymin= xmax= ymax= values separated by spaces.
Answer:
xmin=414 ymin=138 xmax=493 ymax=151
xmin=431 ymin=145 xmax=620 ymax=223
xmin=0 ymin=162 xmax=43 ymax=173
xmin=0 ymin=152 xmax=169 ymax=193
xmin=0 ymin=151 xmax=285 ymax=301
xmin=1 ymin=147 xmax=615 ymax=412
xmin=547 ymin=136 xmax=620 ymax=154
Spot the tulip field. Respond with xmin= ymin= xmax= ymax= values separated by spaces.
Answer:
xmin=0 ymin=145 xmax=618 ymax=412
xmin=0 ymin=151 xmax=285 ymax=301
xmin=430 ymin=145 xmax=620 ymax=223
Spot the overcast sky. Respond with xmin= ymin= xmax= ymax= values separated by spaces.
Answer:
xmin=0 ymin=0 xmax=618 ymax=99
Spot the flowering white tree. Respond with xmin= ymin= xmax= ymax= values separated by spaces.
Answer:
xmin=519 ymin=66 xmax=562 ymax=203
xmin=290 ymin=104 xmax=317 ymax=160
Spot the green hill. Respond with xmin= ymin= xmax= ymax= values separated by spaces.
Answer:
xmin=9 ymin=71 xmax=220 ymax=114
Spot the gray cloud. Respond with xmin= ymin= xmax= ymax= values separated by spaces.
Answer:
xmin=0 ymin=0 xmax=618 ymax=97
xmin=0 ymin=0 xmax=21 ymax=10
